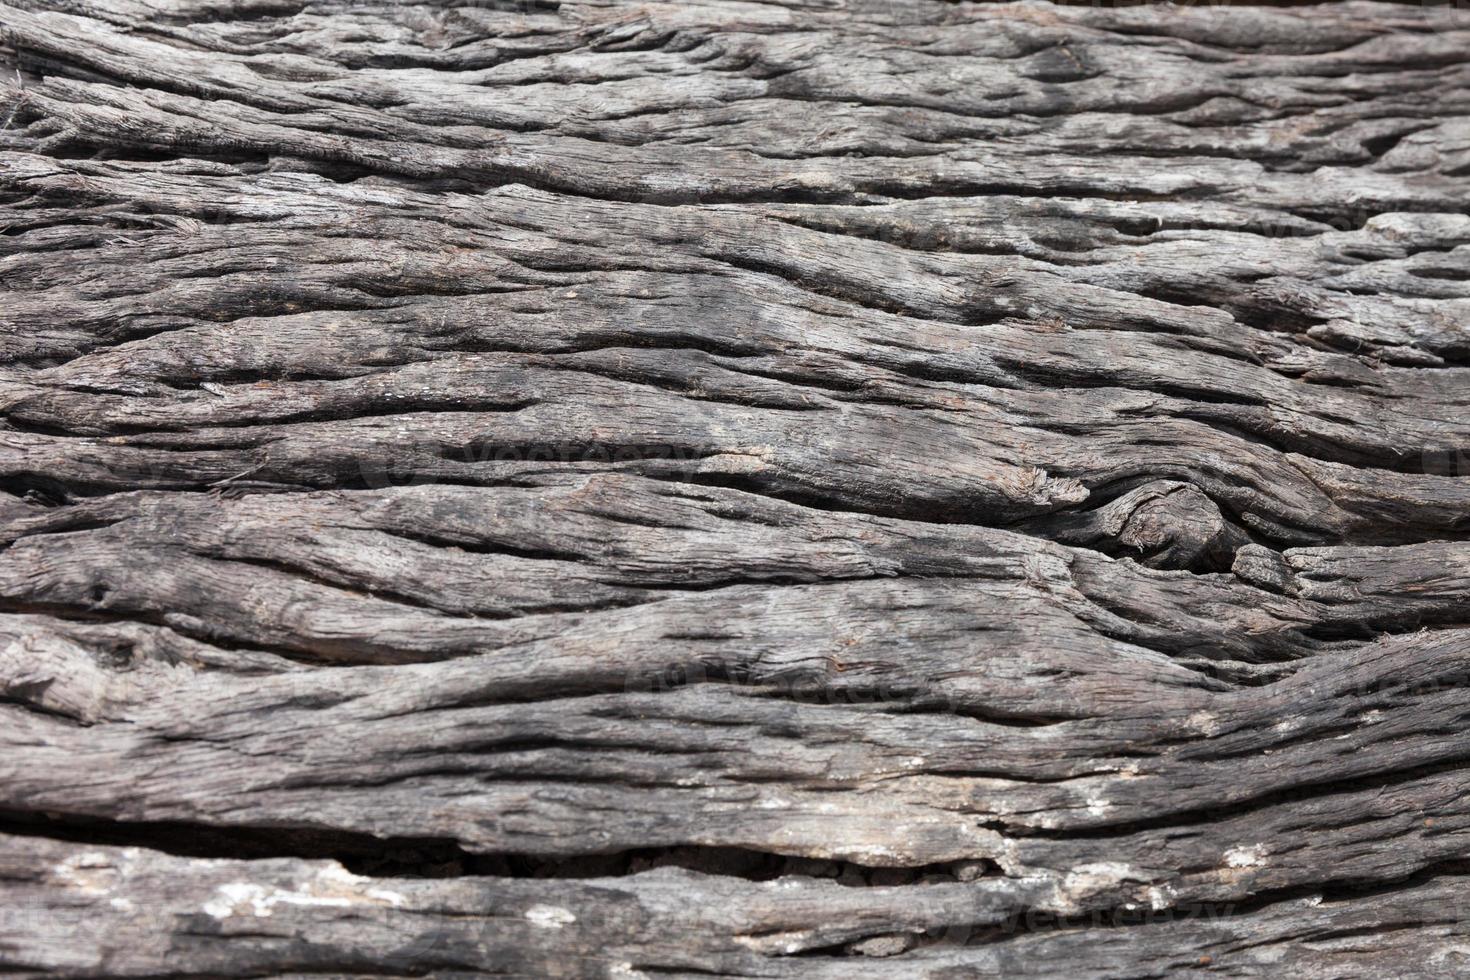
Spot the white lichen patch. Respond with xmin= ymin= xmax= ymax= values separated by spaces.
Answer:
xmin=202 ymin=863 xmax=406 ymax=920
xmin=734 ymin=928 xmax=816 ymax=954
xmin=1147 ymin=885 xmax=1176 ymax=911
xmin=203 ymin=882 xmax=275 ymax=919
xmin=314 ymin=862 xmax=406 ymax=907
xmin=51 ymin=851 xmax=119 ymax=896
xmin=1187 ymin=711 xmax=1221 ymax=735
xmin=1223 ymin=844 xmax=1266 ymax=868
xmin=525 ymin=904 xmax=577 ymax=929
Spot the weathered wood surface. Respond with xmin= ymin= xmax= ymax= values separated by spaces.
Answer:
xmin=2 ymin=0 xmax=1470 ymax=975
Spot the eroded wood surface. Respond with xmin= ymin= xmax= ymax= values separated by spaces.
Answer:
xmin=1 ymin=0 xmax=1469 ymax=975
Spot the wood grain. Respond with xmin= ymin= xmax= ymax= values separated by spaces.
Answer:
xmin=1 ymin=0 xmax=1468 ymax=975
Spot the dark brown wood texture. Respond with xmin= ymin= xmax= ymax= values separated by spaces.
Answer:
xmin=1 ymin=0 xmax=1469 ymax=975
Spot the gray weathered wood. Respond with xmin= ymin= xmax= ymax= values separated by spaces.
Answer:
xmin=1 ymin=0 xmax=1469 ymax=975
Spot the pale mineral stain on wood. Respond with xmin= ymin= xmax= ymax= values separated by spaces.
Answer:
xmin=0 ymin=0 xmax=1469 ymax=976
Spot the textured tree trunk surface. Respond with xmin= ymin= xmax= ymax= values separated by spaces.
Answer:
xmin=2 ymin=0 xmax=1470 ymax=975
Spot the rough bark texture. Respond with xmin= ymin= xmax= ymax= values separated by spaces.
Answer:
xmin=2 ymin=0 xmax=1470 ymax=975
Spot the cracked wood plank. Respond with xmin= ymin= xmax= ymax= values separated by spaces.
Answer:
xmin=1 ymin=0 xmax=1469 ymax=976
